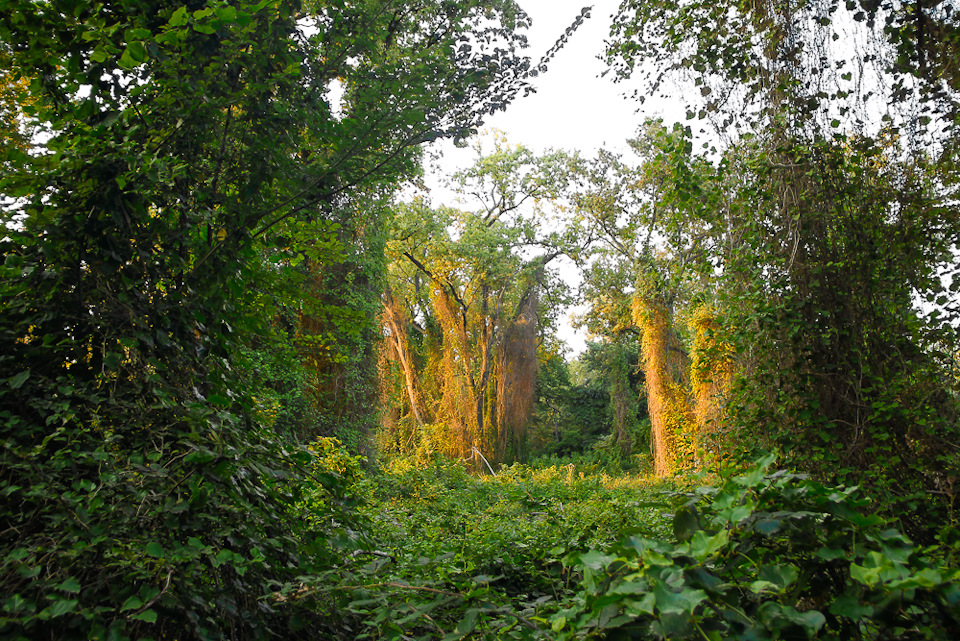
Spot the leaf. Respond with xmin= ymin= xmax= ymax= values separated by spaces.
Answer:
xmin=673 ymin=505 xmax=700 ymax=541
xmin=121 ymin=595 xmax=143 ymax=612
xmin=652 ymin=584 xmax=707 ymax=615
xmin=623 ymin=592 xmax=656 ymax=617
xmin=455 ymin=607 xmax=479 ymax=635
xmin=9 ymin=370 xmax=30 ymax=389
xmin=829 ymin=591 xmax=873 ymax=619
xmin=3 ymin=594 xmax=29 ymax=614
xmin=551 ymin=615 xmax=566 ymax=632
xmin=57 ymin=577 xmax=81 ymax=594
xmin=40 ymin=598 xmax=77 ymax=618
xmin=125 ymin=41 xmax=147 ymax=64
xmin=168 ymin=6 xmax=188 ymax=26
xmin=689 ymin=529 xmax=728 ymax=561
xmin=145 ymin=541 xmax=164 ymax=558
xmin=579 ymin=549 xmax=616 ymax=570
xmin=758 ymin=563 xmax=799 ymax=590
xmin=132 ymin=609 xmax=158 ymax=623
xmin=215 ymin=6 xmax=238 ymax=21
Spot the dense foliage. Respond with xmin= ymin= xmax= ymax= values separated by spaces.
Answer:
xmin=0 ymin=0 xmax=546 ymax=638
xmin=554 ymin=455 xmax=960 ymax=640
xmin=2 ymin=0 xmax=958 ymax=638
xmin=284 ymin=444 xmax=960 ymax=640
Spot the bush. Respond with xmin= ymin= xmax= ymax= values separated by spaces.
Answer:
xmin=552 ymin=454 xmax=960 ymax=640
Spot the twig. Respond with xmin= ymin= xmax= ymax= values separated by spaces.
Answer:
xmin=470 ymin=446 xmax=497 ymax=477
xmin=130 ymin=570 xmax=173 ymax=619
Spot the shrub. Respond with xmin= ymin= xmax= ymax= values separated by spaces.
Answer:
xmin=552 ymin=454 xmax=960 ymax=640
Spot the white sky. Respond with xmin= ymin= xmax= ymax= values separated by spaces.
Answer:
xmin=426 ymin=0 xmax=671 ymax=356
xmin=438 ymin=0 xmax=659 ymax=159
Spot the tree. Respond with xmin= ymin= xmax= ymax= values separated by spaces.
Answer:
xmin=0 ymin=0 xmax=547 ymax=637
xmin=379 ymin=137 xmax=579 ymax=465
xmin=605 ymin=0 xmax=960 ymax=532
xmin=574 ymin=121 xmax=723 ymax=474
xmin=714 ymin=134 xmax=960 ymax=538
xmin=606 ymin=0 xmax=960 ymax=146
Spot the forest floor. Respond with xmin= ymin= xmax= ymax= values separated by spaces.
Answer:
xmin=299 ymin=453 xmax=960 ymax=640
xmin=309 ymin=458 xmax=679 ymax=639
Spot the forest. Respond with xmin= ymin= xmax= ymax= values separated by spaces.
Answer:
xmin=1 ymin=0 xmax=959 ymax=639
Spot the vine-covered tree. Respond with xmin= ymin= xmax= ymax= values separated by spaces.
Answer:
xmin=0 ymin=0 xmax=555 ymax=637
xmin=573 ymin=121 xmax=725 ymax=474
xmin=604 ymin=0 xmax=960 ymax=533
xmin=380 ymin=138 xmax=578 ymax=465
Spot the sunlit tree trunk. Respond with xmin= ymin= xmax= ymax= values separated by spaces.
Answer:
xmin=689 ymin=306 xmax=733 ymax=463
xmin=633 ymin=294 xmax=694 ymax=476
xmin=383 ymin=288 xmax=425 ymax=428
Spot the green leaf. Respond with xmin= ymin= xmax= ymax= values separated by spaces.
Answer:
xmin=40 ymin=598 xmax=77 ymax=618
xmin=758 ymin=564 xmax=799 ymax=590
xmin=689 ymin=529 xmax=728 ymax=561
xmin=145 ymin=541 xmax=164 ymax=558
xmin=551 ymin=615 xmax=566 ymax=632
xmin=652 ymin=584 xmax=707 ymax=615
xmin=168 ymin=6 xmax=188 ymax=26
xmin=829 ymin=591 xmax=873 ymax=619
xmin=215 ymin=6 xmax=238 ymax=21
xmin=455 ymin=607 xmax=479 ymax=635
xmin=728 ymin=503 xmax=753 ymax=523
xmin=121 ymin=595 xmax=143 ymax=611
xmin=118 ymin=50 xmax=137 ymax=69
xmin=850 ymin=562 xmax=879 ymax=586
xmin=579 ymin=549 xmax=616 ymax=570
xmin=8 ymin=548 xmax=29 ymax=562
xmin=9 ymin=370 xmax=30 ymax=389
xmin=673 ymin=505 xmax=700 ymax=541
xmin=623 ymin=592 xmax=656 ymax=617
xmin=125 ymin=41 xmax=148 ymax=64
xmin=57 ymin=577 xmax=81 ymax=594
xmin=132 ymin=609 xmax=158 ymax=623
xmin=3 ymin=594 xmax=29 ymax=614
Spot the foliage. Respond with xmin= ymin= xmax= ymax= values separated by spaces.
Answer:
xmin=714 ymin=135 xmax=960 ymax=540
xmin=552 ymin=455 xmax=960 ymax=640
xmin=290 ymin=458 xmax=673 ymax=640
xmin=572 ymin=111 xmax=959 ymax=535
xmin=293 ymin=197 xmax=392 ymax=451
xmin=572 ymin=120 xmax=725 ymax=475
xmin=0 ymin=0 xmax=544 ymax=637
xmin=606 ymin=0 xmax=960 ymax=141
xmin=379 ymin=137 xmax=581 ymax=466
xmin=0 ymin=46 xmax=34 ymax=156
xmin=527 ymin=344 xmax=615 ymax=458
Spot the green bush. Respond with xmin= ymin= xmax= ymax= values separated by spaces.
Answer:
xmin=292 ymin=459 xmax=672 ymax=639
xmin=551 ymin=454 xmax=960 ymax=640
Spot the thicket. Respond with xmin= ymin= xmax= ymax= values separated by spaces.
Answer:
xmin=0 ymin=0 xmax=554 ymax=638
xmin=282 ymin=443 xmax=960 ymax=640
xmin=2 ymin=0 xmax=959 ymax=638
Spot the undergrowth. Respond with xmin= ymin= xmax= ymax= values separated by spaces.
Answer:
xmin=278 ymin=444 xmax=959 ymax=640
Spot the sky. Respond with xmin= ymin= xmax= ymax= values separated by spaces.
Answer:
xmin=425 ymin=0 xmax=664 ymax=356
xmin=446 ymin=0 xmax=647 ymax=158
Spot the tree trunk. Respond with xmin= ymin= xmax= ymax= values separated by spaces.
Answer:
xmin=383 ymin=289 xmax=425 ymax=427
xmin=634 ymin=295 xmax=694 ymax=476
